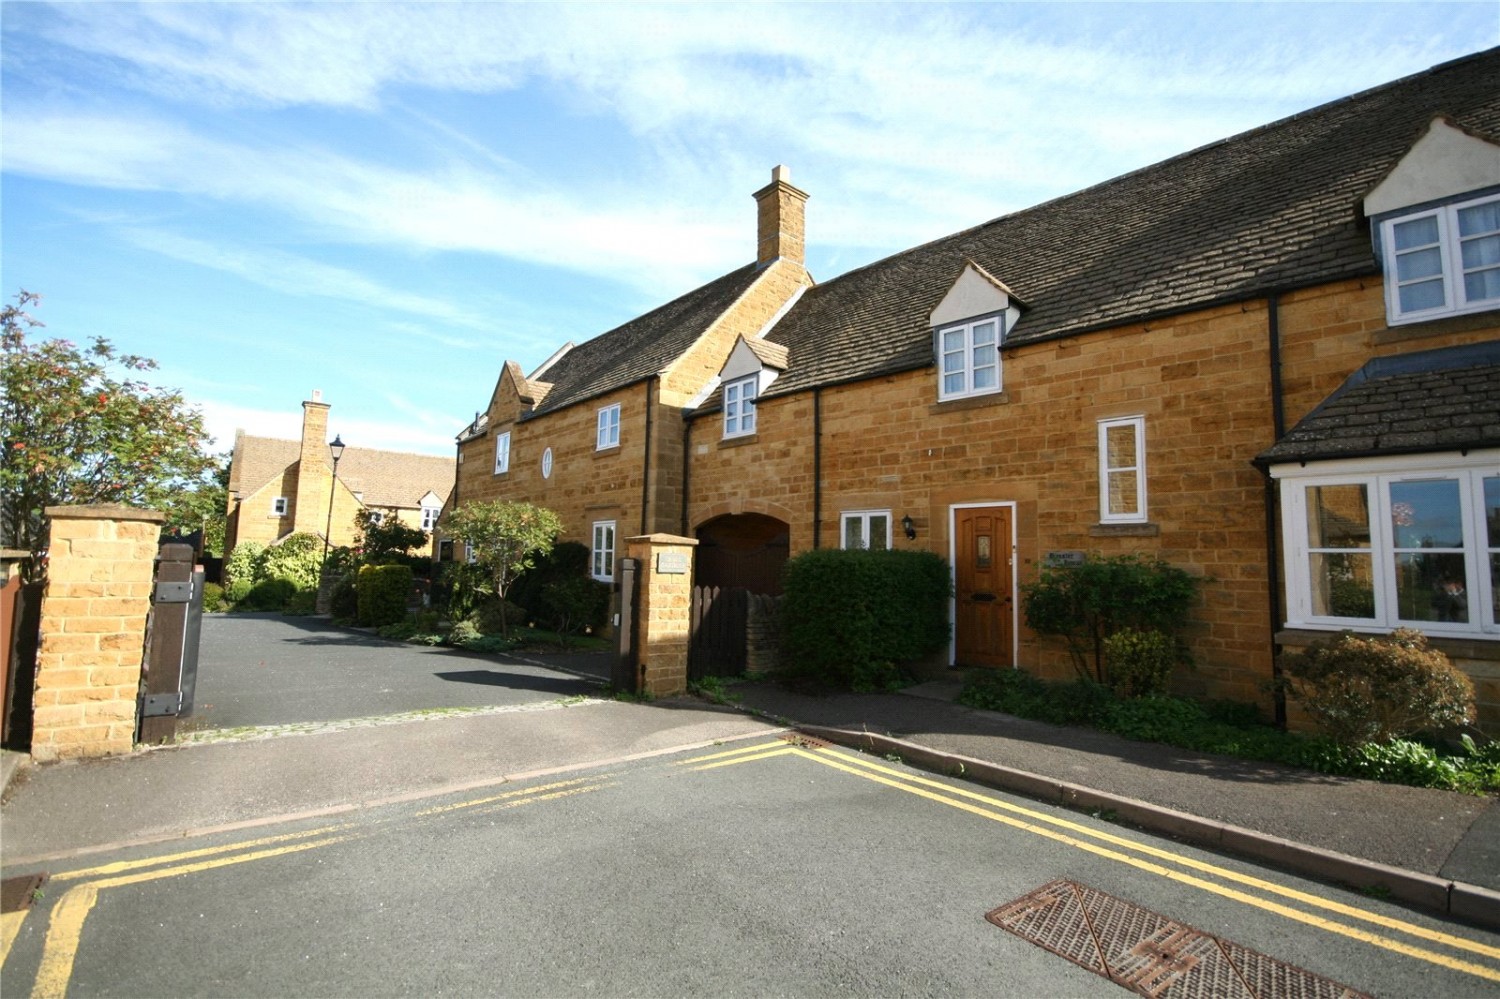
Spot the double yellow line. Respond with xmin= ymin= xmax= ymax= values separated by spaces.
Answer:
xmin=684 ymin=738 xmax=1500 ymax=984
xmin=14 ymin=773 xmax=619 ymax=998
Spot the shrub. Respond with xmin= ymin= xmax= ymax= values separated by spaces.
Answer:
xmin=1022 ymin=554 xmax=1198 ymax=684
xmin=445 ymin=619 xmax=482 ymax=646
xmin=1103 ymin=628 xmax=1178 ymax=698
xmin=780 ymin=548 xmax=950 ymax=689
xmin=238 ymin=577 xmax=296 ymax=612
xmin=226 ymin=578 xmax=253 ymax=604
xmin=1277 ymin=629 xmax=1476 ymax=746
xmin=357 ymin=564 xmax=412 ymax=628
xmin=511 ymin=541 xmax=590 ymax=620
xmin=436 ymin=561 xmax=492 ymax=623
xmin=282 ymin=589 xmax=317 ymax=616
xmin=224 ymin=541 xmax=266 ymax=587
xmin=475 ymin=598 xmax=529 ymax=636
xmin=259 ymin=532 xmax=324 ymax=590
xmin=201 ymin=582 xmax=226 ymax=613
xmin=329 ymin=574 xmax=358 ymax=620
xmin=541 ymin=574 xmax=611 ymax=638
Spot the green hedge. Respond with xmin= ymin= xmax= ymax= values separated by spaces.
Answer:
xmin=780 ymin=548 xmax=951 ymax=689
xmin=358 ymin=564 xmax=412 ymax=627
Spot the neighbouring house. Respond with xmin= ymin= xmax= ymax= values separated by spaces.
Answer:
xmin=225 ymin=392 xmax=456 ymax=557
xmin=452 ymin=49 xmax=1500 ymax=726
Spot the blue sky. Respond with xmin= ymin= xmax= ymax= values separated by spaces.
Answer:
xmin=3 ymin=2 xmax=1495 ymax=458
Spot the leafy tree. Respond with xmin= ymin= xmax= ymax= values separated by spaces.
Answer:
xmin=1 ymin=291 xmax=215 ymax=579
xmin=442 ymin=500 xmax=562 ymax=636
xmin=161 ymin=452 xmax=231 ymax=556
xmin=355 ymin=509 xmax=430 ymax=564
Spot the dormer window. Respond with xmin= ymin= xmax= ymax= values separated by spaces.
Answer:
xmin=724 ymin=375 xmax=757 ymax=437
xmin=1381 ymin=193 xmax=1500 ymax=323
xmin=929 ymin=260 xmax=1019 ymax=403
xmin=938 ymin=316 xmax=1002 ymax=401
xmin=1363 ymin=118 xmax=1500 ymax=327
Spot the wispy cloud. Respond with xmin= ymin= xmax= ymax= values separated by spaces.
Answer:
xmin=117 ymin=228 xmax=493 ymax=330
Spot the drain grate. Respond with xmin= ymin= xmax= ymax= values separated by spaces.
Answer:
xmin=781 ymin=733 xmax=833 ymax=749
xmin=1 ymin=874 xmax=46 ymax=914
xmin=987 ymin=879 xmax=1369 ymax=999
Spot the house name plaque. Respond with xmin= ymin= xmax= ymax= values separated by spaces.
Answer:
xmin=656 ymin=552 xmax=690 ymax=575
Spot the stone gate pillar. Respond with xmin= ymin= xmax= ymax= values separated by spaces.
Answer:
xmin=624 ymin=534 xmax=697 ymax=698
xmin=32 ymin=505 xmax=164 ymax=762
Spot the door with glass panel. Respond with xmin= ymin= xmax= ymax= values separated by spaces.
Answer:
xmin=954 ymin=506 xmax=1014 ymax=667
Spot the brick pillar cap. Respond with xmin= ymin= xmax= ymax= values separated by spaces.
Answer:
xmin=625 ymin=533 xmax=699 ymax=546
xmin=45 ymin=505 xmax=166 ymax=523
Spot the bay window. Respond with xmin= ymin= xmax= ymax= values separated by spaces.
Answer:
xmin=1277 ymin=454 xmax=1499 ymax=636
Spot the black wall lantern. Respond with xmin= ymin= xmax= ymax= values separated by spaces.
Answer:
xmin=901 ymin=514 xmax=916 ymax=540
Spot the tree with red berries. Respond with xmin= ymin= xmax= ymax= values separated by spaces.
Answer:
xmin=1 ymin=291 xmax=216 ymax=579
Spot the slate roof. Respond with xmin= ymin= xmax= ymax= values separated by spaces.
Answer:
xmin=748 ymin=47 xmax=1500 ymax=402
xmin=521 ymin=263 xmax=766 ymax=419
xmin=1254 ymin=341 xmax=1500 ymax=465
xmin=231 ymin=435 xmax=455 ymax=510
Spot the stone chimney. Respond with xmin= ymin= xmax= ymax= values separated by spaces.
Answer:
xmin=753 ymin=164 xmax=809 ymax=268
xmin=293 ymin=392 xmax=332 ymax=534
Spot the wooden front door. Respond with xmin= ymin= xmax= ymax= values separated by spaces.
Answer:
xmin=953 ymin=506 xmax=1014 ymax=667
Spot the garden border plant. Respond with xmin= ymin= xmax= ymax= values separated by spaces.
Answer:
xmin=1021 ymin=553 xmax=1198 ymax=688
xmin=957 ymin=665 xmax=1497 ymax=795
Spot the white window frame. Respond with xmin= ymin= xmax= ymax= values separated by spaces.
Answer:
xmin=1380 ymin=192 xmax=1500 ymax=325
xmin=841 ymin=510 xmax=892 ymax=551
xmin=368 ymin=511 xmax=385 ymax=526
xmin=936 ymin=314 xmax=1003 ymax=401
xmin=1275 ymin=451 xmax=1500 ymax=639
xmin=272 ymin=496 xmax=288 ymax=517
xmin=541 ymin=446 xmax=553 ymax=479
xmin=464 ymin=542 xmax=476 ymax=564
xmin=421 ymin=506 xmax=440 ymax=532
xmin=1097 ymin=416 xmax=1148 ymax=523
xmin=596 ymin=404 xmax=621 ymax=450
xmin=723 ymin=375 xmax=757 ymax=438
xmin=591 ymin=521 xmax=617 ymax=581
xmin=494 ymin=431 xmax=511 ymax=475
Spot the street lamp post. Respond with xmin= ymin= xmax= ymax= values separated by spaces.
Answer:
xmin=322 ymin=434 xmax=346 ymax=569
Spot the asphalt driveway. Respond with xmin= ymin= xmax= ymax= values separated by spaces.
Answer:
xmin=188 ymin=613 xmax=608 ymax=731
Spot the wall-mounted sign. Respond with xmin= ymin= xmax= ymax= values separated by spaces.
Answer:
xmin=1044 ymin=550 xmax=1086 ymax=568
xmin=656 ymin=552 xmax=690 ymax=575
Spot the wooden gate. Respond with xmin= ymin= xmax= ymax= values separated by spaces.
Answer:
xmin=689 ymin=585 xmax=750 ymax=680
xmin=137 ymin=543 xmax=206 ymax=744
xmin=1 ymin=576 xmax=43 ymax=750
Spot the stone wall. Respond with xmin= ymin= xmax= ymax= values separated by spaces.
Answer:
xmin=31 ymin=505 xmax=163 ymax=762
xmin=684 ymin=278 xmax=1500 ymax=713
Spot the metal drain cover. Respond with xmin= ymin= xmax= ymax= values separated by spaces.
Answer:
xmin=1 ymin=874 xmax=46 ymax=914
xmin=987 ymin=879 xmax=1369 ymax=999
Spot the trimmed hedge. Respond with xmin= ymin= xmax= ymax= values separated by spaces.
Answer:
xmin=358 ymin=564 xmax=412 ymax=627
xmin=780 ymin=548 xmax=951 ymax=689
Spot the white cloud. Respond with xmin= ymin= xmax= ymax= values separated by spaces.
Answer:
xmin=117 ymin=228 xmax=493 ymax=331
xmin=8 ymin=3 xmax=1491 ymax=294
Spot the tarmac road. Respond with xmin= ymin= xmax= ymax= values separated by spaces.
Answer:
xmin=186 ymin=613 xmax=606 ymax=731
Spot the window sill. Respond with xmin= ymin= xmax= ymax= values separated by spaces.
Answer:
xmin=1089 ymin=522 xmax=1159 ymax=537
xmin=930 ymin=391 xmax=1008 ymax=415
xmin=1374 ymin=308 xmax=1499 ymax=344
xmin=593 ymin=445 xmax=621 ymax=460
xmin=719 ymin=434 xmax=759 ymax=449
xmin=492 ymin=470 xmax=509 ymax=477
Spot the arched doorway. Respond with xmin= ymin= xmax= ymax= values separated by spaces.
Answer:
xmin=694 ymin=513 xmax=790 ymax=596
